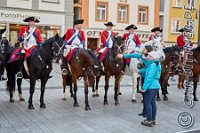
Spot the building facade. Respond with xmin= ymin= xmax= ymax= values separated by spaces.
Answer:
xmin=0 ymin=0 xmax=73 ymax=45
xmin=73 ymin=0 xmax=160 ymax=50
xmin=160 ymin=0 xmax=200 ymax=45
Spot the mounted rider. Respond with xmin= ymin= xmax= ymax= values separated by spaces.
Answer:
xmin=97 ymin=22 xmax=116 ymax=60
xmin=17 ymin=16 xmax=42 ymax=78
xmin=145 ymin=27 xmax=165 ymax=60
xmin=177 ymin=25 xmax=193 ymax=58
xmin=62 ymin=19 xmax=85 ymax=75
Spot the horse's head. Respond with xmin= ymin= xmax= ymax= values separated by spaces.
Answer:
xmin=0 ymin=37 xmax=9 ymax=52
xmin=51 ymin=34 xmax=65 ymax=62
xmin=112 ymin=36 xmax=125 ymax=55
xmin=0 ymin=27 xmax=6 ymax=41
xmin=171 ymin=45 xmax=182 ymax=73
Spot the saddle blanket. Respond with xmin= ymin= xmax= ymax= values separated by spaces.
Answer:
xmin=100 ymin=48 xmax=109 ymax=62
xmin=7 ymin=46 xmax=36 ymax=63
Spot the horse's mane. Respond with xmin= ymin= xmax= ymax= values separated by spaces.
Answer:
xmin=163 ymin=47 xmax=172 ymax=53
xmin=192 ymin=46 xmax=200 ymax=52
xmin=42 ymin=37 xmax=55 ymax=46
xmin=87 ymin=50 xmax=99 ymax=65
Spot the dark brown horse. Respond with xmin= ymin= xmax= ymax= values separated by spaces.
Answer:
xmin=177 ymin=46 xmax=200 ymax=101
xmin=93 ymin=36 xmax=125 ymax=105
xmin=5 ymin=34 xmax=64 ymax=109
xmin=158 ymin=46 xmax=180 ymax=101
xmin=63 ymin=48 xmax=99 ymax=110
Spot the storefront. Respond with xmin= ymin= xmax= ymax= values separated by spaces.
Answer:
xmin=84 ymin=29 xmax=151 ymax=51
xmin=0 ymin=9 xmax=65 ymax=46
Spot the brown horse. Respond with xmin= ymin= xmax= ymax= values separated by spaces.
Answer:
xmin=158 ymin=46 xmax=180 ymax=101
xmin=177 ymin=46 xmax=200 ymax=101
xmin=63 ymin=48 xmax=99 ymax=110
xmin=93 ymin=36 xmax=125 ymax=105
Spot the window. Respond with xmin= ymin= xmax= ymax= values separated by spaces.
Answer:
xmin=186 ymin=20 xmax=195 ymax=32
xmin=138 ymin=6 xmax=149 ymax=25
xmin=172 ymin=0 xmax=182 ymax=8
xmin=185 ymin=0 xmax=196 ymax=9
xmin=74 ymin=7 xmax=81 ymax=20
xmin=74 ymin=0 xmax=81 ymax=4
xmin=42 ymin=0 xmax=59 ymax=3
xmin=96 ymin=1 xmax=108 ymax=21
xmin=171 ymin=19 xmax=181 ymax=33
xmin=117 ymin=4 xmax=129 ymax=23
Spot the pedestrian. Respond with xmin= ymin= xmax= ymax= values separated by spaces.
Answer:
xmin=117 ymin=45 xmax=162 ymax=127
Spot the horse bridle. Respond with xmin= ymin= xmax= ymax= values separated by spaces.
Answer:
xmin=114 ymin=43 xmax=124 ymax=54
xmin=52 ymin=41 xmax=65 ymax=57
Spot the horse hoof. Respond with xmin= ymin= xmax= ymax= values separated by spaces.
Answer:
xmin=19 ymin=98 xmax=25 ymax=102
xmin=10 ymin=99 xmax=14 ymax=103
xmin=40 ymin=104 xmax=46 ymax=108
xmin=104 ymin=101 xmax=108 ymax=105
xmin=118 ymin=92 xmax=122 ymax=95
xmin=164 ymin=97 xmax=168 ymax=101
xmin=194 ymin=97 xmax=198 ymax=101
xmin=28 ymin=105 xmax=34 ymax=110
xmin=70 ymin=94 xmax=74 ymax=98
xmin=93 ymin=94 xmax=100 ymax=97
xmin=85 ymin=106 xmax=91 ymax=111
xmin=115 ymin=101 xmax=120 ymax=106
xmin=62 ymin=98 xmax=67 ymax=101
xmin=132 ymin=99 xmax=137 ymax=103
xmin=74 ymin=102 xmax=79 ymax=107
xmin=157 ymin=97 xmax=161 ymax=101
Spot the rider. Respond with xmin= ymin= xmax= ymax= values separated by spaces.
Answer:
xmin=61 ymin=19 xmax=85 ymax=75
xmin=97 ymin=22 xmax=116 ymax=60
xmin=17 ymin=16 xmax=42 ymax=78
xmin=148 ymin=27 xmax=165 ymax=60
xmin=123 ymin=24 xmax=141 ymax=53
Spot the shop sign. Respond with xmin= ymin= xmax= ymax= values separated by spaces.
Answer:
xmin=0 ymin=12 xmax=40 ymax=20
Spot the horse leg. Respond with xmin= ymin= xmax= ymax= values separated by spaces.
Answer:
xmin=72 ymin=77 xmax=79 ymax=107
xmin=70 ymin=82 xmax=74 ymax=97
xmin=62 ymin=75 xmax=67 ymax=101
xmin=114 ymin=75 xmax=121 ymax=105
xmin=93 ymin=75 xmax=100 ymax=97
xmin=84 ymin=77 xmax=91 ymax=111
xmin=137 ymin=77 xmax=140 ymax=93
xmin=40 ymin=78 xmax=48 ymax=108
xmin=7 ymin=71 xmax=15 ymax=103
xmin=117 ymin=76 xmax=122 ymax=95
xmin=28 ymin=78 xmax=36 ymax=110
xmin=131 ymin=72 xmax=138 ymax=103
xmin=193 ymin=80 xmax=198 ymax=101
xmin=157 ymin=92 xmax=161 ymax=101
xmin=17 ymin=78 xmax=25 ymax=101
xmin=104 ymin=74 xmax=110 ymax=105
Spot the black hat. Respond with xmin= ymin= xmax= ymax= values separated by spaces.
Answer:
xmin=74 ymin=19 xmax=84 ymax=25
xmin=125 ymin=24 xmax=137 ymax=30
xmin=0 ymin=27 xmax=6 ymax=34
xmin=151 ymin=27 xmax=163 ymax=32
xmin=104 ymin=22 xmax=115 ymax=26
xmin=179 ymin=28 xmax=184 ymax=32
xmin=145 ymin=45 xmax=153 ymax=53
xmin=23 ymin=16 xmax=40 ymax=23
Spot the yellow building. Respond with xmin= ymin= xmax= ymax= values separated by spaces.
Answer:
xmin=167 ymin=0 xmax=200 ymax=44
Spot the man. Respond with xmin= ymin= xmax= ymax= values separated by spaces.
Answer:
xmin=177 ymin=25 xmax=192 ymax=49
xmin=17 ymin=16 xmax=42 ymax=78
xmin=123 ymin=24 xmax=141 ymax=53
xmin=97 ymin=22 xmax=115 ymax=59
xmin=62 ymin=19 xmax=85 ymax=75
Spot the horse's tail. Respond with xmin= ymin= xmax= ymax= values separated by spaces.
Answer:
xmin=6 ymin=62 xmax=16 ymax=93
xmin=87 ymin=50 xmax=100 ymax=76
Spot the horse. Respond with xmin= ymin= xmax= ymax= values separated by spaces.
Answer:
xmin=63 ymin=48 xmax=99 ymax=111
xmin=157 ymin=46 xmax=181 ymax=101
xmin=93 ymin=36 xmax=125 ymax=105
xmin=176 ymin=46 xmax=200 ymax=101
xmin=5 ymin=34 xmax=64 ymax=109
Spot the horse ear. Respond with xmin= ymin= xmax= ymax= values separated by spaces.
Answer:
xmin=55 ymin=33 xmax=59 ymax=39
xmin=62 ymin=34 xmax=66 ymax=40
xmin=0 ymin=27 xmax=6 ymax=34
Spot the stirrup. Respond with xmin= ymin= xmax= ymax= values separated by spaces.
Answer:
xmin=0 ymin=75 xmax=8 ymax=82
xmin=62 ymin=69 xmax=68 ymax=75
xmin=16 ymin=72 xmax=23 ymax=79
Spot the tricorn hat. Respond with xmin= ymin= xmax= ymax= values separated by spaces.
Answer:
xmin=125 ymin=24 xmax=137 ymax=30
xmin=179 ymin=28 xmax=184 ymax=32
xmin=74 ymin=19 xmax=84 ymax=25
xmin=104 ymin=22 xmax=115 ymax=26
xmin=23 ymin=16 xmax=40 ymax=23
xmin=151 ymin=27 xmax=163 ymax=32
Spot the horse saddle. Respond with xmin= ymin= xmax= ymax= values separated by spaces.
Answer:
xmin=7 ymin=46 xmax=36 ymax=63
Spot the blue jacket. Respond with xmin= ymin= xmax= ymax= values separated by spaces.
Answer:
xmin=123 ymin=53 xmax=161 ymax=91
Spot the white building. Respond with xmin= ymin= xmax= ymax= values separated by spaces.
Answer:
xmin=0 ymin=0 xmax=73 ymax=45
xmin=75 ymin=0 xmax=160 ymax=50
